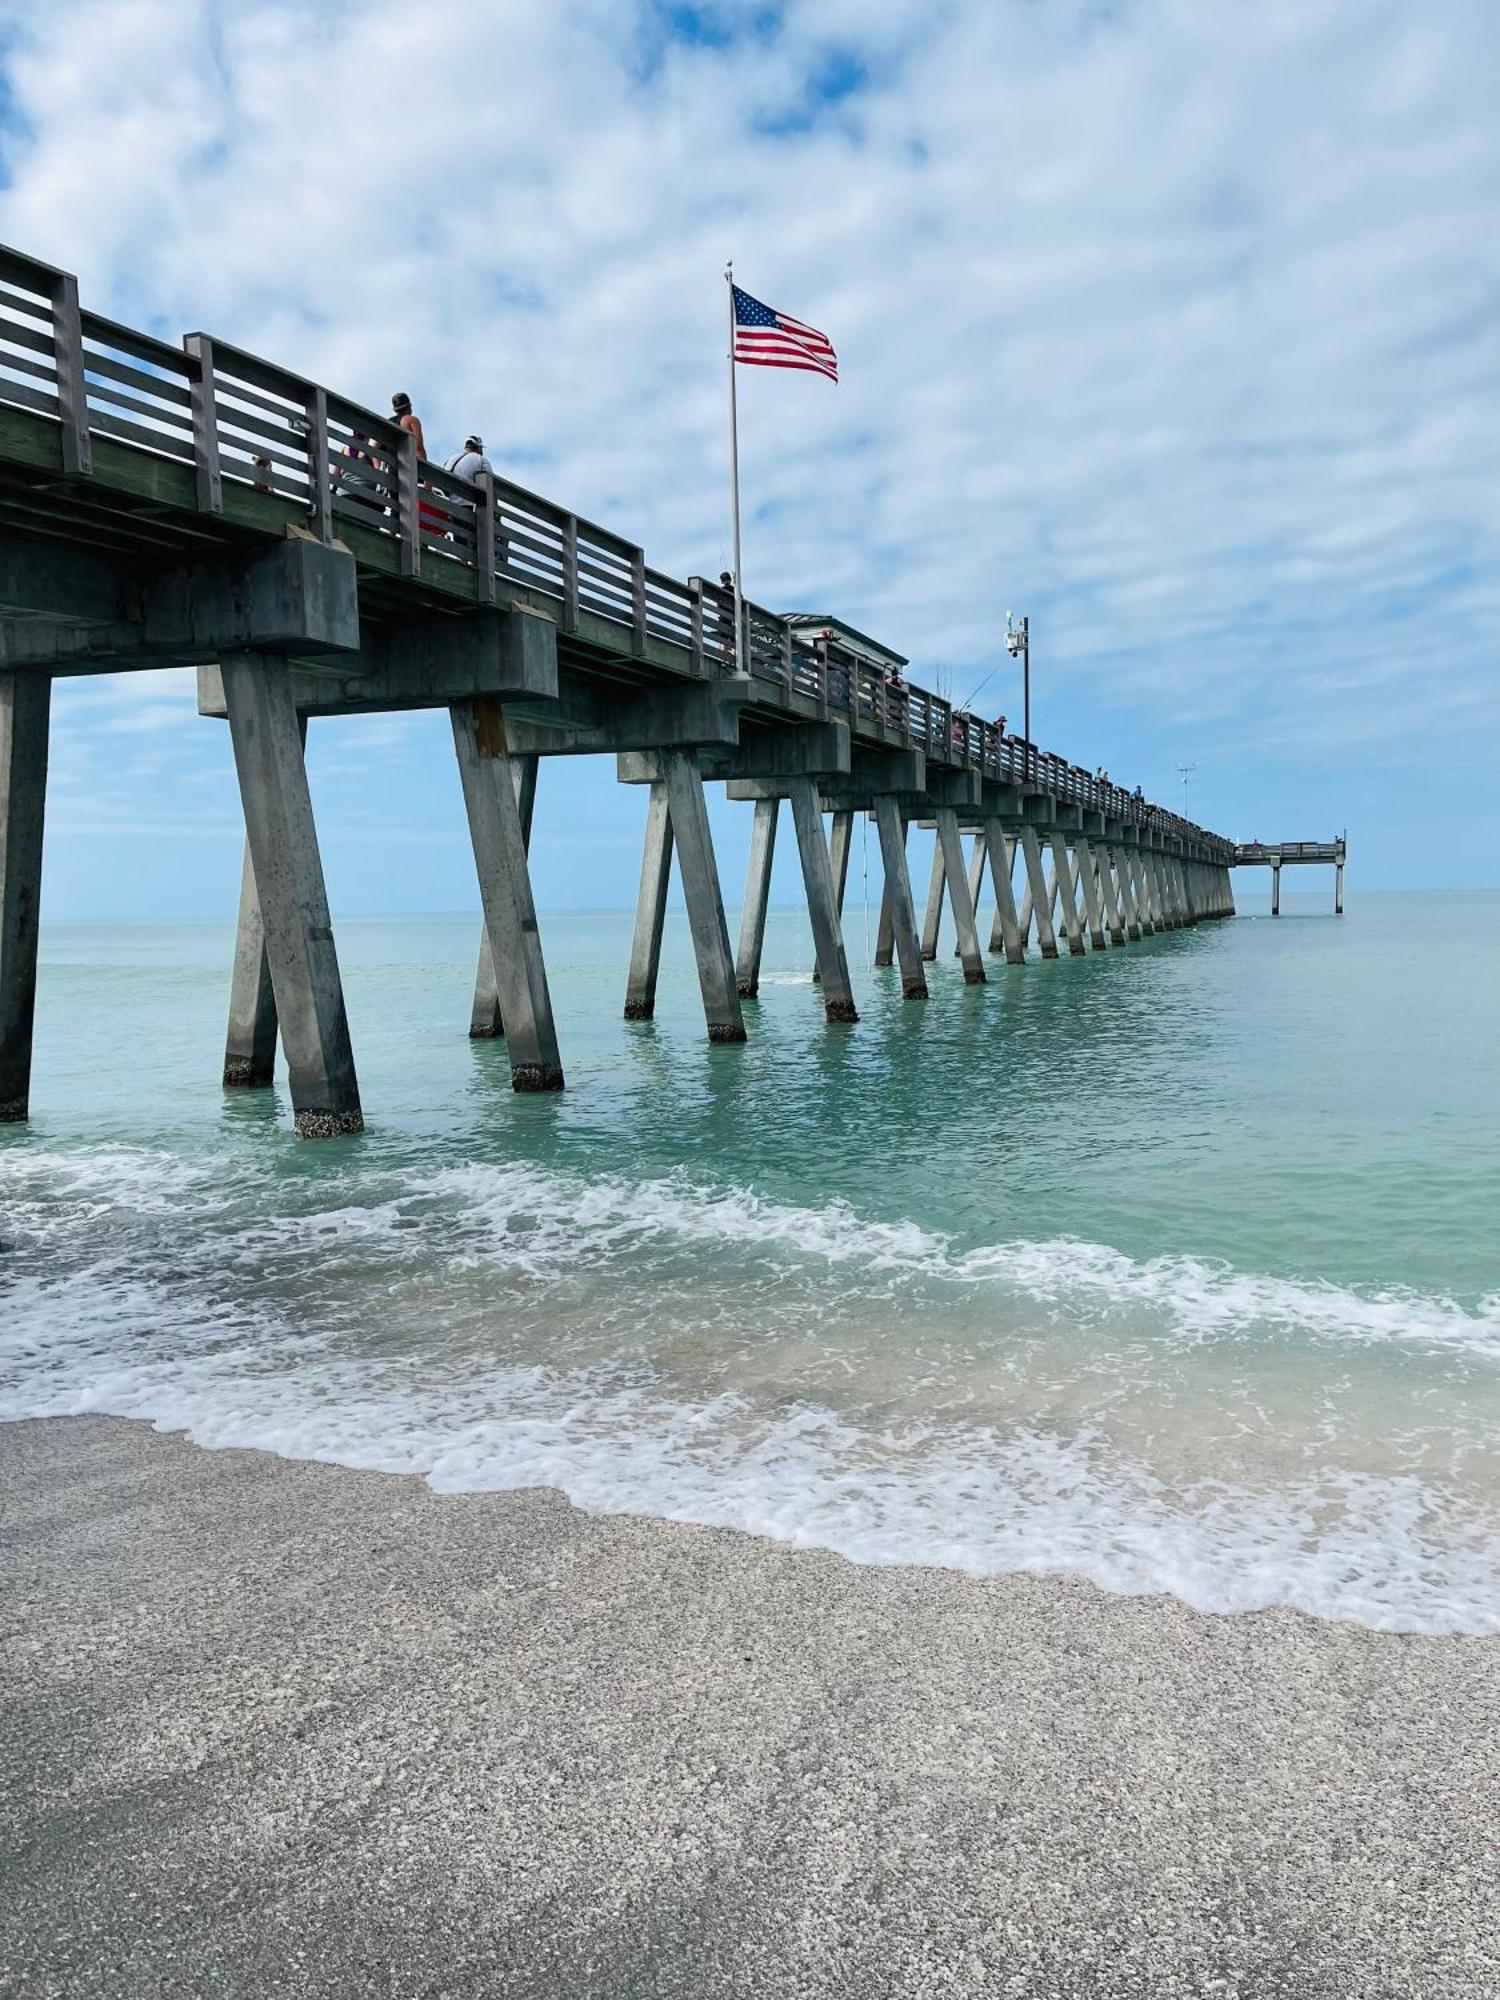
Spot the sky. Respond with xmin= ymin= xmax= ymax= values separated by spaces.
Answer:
xmin=2 ymin=0 xmax=1497 ymax=918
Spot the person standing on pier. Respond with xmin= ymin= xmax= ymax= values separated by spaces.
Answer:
xmin=391 ymin=391 xmax=426 ymax=458
xmin=445 ymin=433 xmax=492 ymax=484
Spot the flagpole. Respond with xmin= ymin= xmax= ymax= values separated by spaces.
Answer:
xmin=726 ymin=260 xmax=745 ymax=673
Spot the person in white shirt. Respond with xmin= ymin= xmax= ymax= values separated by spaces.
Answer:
xmin=446 ymin=434 xmax=493 ymax=483
xmin=443 ymin=434 xmax=500 ymax=562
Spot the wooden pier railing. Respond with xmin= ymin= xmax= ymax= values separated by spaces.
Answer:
xmin=0 ymin=242 xmax=1229 ymax=857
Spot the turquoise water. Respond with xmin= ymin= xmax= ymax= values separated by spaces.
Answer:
xmin=3 ymin=885 xmax=1498 ymax=1631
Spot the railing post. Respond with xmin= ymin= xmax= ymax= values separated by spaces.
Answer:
xmin=781 ymin=621 xmax=793 ymax=695
xmin=49 ymin=272 xmax=92 ymax=478
xmin=688 ymin=577 xmax=705 ymax=676
xmin=304 ymin=383 xmax=332 ymax=544
xmin=475 ymin=475 xmax=497 ymax=605
xmin=561 ymin=514 xmax=579 ymax=634
xmin=817 ymin=641 xmax=830 ymax=719
xmin=630 ymin=547 xmax=647 ymax=658
xmin=182 ymin=334 xmax=222 ymax=514
xmin=396 ymin=426 xmax=421 ymax=577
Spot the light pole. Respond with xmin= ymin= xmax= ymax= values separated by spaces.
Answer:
xmin=1006 ymin=612 xmax=1030 ymax=782
xmin=1177 ymin=761 xmax=1197 ymax=819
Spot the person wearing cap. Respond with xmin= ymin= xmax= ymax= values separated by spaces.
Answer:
xmin=445 ymin=434 xmax=493 ymax=483
xmin=390 ymin=391 xmax=427 ymax=459
xmin=443 ymin=433 xmax=502 ymax=563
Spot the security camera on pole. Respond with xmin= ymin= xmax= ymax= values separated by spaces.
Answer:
xmin=1006 ymin=612 xmax=1030 ymax=783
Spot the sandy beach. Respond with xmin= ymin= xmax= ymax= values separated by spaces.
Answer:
xmin=0 ymin=1415 xmax=1495 ymax=1998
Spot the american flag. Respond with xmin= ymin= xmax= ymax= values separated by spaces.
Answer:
xmin=732 ymin=285 xmax=838 ymax=382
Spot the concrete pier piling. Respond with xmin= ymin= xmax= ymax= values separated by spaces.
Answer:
xmin=470 ymin=755 xmax=538 ymax=1038
xmin=1102 ymin=849 xmax=1128 ymax=945
xmin=450 ymin=699 xmax=564 ymax=1092
xmin=873 ymin=794 xmax=928 ymax=1000
xmin=812 ymin=808 xmax=854 ymax=986
xmin=873 ymin=837 xmax=899 ymax=969
xmin=1050 ymin=834 xmax=1088 ymax=956
xmin=222 ymin=837 xmax=281 ymax=1089
xmin=661 ymin=751 xmax=747 ymax=1044
xmin=222 ymin=715 xmax=307 ymax=1088
xmin=1116 ymin=849 xmax=1142 ymax=941
xmin=1271 ymin=862 xmax=1282 ymax=917
xmin=0 ymin=671 xmax=49 ymax=1124
xmin=1144 ymin=848 xmax=1168 ymax=932
xmin=984 ymin=824 xmax=1027 ymax=965
xmin=934 ymin=808 xmax=986 ymax=984
xmin=955 ymin=834 xmax=986 ymax=959
xmin=625 ymin=780 xmax=674 ymax=1023
xmin=789 ymin=778 xmax=858 ymax=1022
xmin=1149 ymin=853 xmax=1174 ymax=929
xmin=919 ymin=841 xmax=945 ymax=962
xmin=1017 ymin=827 xmax=1059 ymax=959
xmin=734 ymin=796 xmax=778 ymax=999
xmin=221 ymin=652 xmax=363 ymax=1137
xmin=1073 ymin=836 xmax=1109 ymax=951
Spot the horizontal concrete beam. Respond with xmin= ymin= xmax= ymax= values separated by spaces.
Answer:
xmin=4 ymin=534 xmax=360 ymax=675
xmin=0 ymin=540 xmax=125 ymax=630
xmin=198 ymin=608 xmax=559 ymax=719
xmin=690 ymin=718 xmax=851 ymax=785
xmin=508 ymin=677 xmax=749 ymax=757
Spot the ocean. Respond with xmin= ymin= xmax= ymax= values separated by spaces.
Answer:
xmin=3 ymin=886 xmax=1497 ymax=1634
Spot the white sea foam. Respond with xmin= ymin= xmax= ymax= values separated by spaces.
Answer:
xmin=4 ymin=1141 xmax=1498 ymax=1634
xmin=7 ymin=1142 xmax=1497 ymax=1367
xmin=399 ymin=1160 xmax=1500 ymax=1362
xmin=2 ymin=1260 xmax=1496 ymax=1634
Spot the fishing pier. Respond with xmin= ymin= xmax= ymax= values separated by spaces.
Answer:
xmin=2 ymin=245 xmax=1288 ymax=1136
xmin=1233 ymin=839 xmax=1346 ymax=916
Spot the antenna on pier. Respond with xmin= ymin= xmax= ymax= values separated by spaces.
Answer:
xmin=1177 ymin=761 xmax=1197 ymax=813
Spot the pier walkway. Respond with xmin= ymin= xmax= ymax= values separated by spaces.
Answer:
xmin=2 ymin=243 xmax=1242 ymax=1135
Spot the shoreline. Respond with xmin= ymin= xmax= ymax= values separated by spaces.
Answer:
xmin=3 ymin=1413 xmax=1497 ymax=1997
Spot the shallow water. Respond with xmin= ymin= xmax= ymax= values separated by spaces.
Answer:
xmin=3 ymin=885 xmax=1498 ymax=1633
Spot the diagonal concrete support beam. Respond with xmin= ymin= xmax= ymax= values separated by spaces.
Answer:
xmin=872 ymin=794 xmax=926 ymax=1000
xmin=451 ymin=700 xmax=563 ymax=1091
xmin=735 ymin=796 xmax=778 ymax=999
xmin=1073 ymin=836 xmax=1108 ymax=950
xmin=624 ymin=780 xmax=674 ymax=1023
xmin=920 ymin=839 xmax=945 ymax=961
xmin=1050 ymin=834 xmax=1088 ymax=956
xmin=955 ymin=832 xmax=987 ymax=959
xmin=1017 ymin=826 xmax=1058 ymax=959
xmin=222 ymin=713 xmax=307 ymax=1088
xmin=815 ymin=808 xmax=856 ymax=986
xmin=1115 ymin=847 xmax=1141 ymax=940
xmin=935 ymin=807 xmax=985 ymax=984
xmin=220 ymin=652 xmax=362 ymax=1137
xmin=983 ymin=822 xmax=1026 ymax=964
xmin=1099 ymin=847 xmax=1127 ymax=944
xmin=788 ymin=777 xmax=858 ymax=1023
xmin=0 ymin=671 xmax=49 ymax=1123
xmin=660 ymin=750 xmax=747 ymax=1043
xmin=470 ymin=755 xmax=538 ymax=1038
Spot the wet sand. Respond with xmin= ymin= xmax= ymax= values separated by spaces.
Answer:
xmin=1 ymin=1414 xmax=1496 ymax=1998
